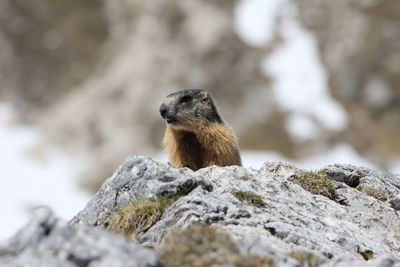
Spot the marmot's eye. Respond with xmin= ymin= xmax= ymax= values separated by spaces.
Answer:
xmin=180 ymin=95 xmax=192 ymax=103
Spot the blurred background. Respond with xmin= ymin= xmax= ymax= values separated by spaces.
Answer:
xmin=1 ymin=0 xmax=400 ymax=241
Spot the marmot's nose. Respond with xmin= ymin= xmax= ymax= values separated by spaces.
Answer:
xmin=159 ymin=105 xmax=167 ymax=118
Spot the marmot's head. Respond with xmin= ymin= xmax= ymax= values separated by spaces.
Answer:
xmin=160 ymin=89 xmax=223 ymax=130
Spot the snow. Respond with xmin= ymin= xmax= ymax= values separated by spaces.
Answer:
xmin=261 ymin=4 xmax=348 ymax=140
xmin=0 ymin=103 xmax=90 ymax=243
xmin=285 ymin=114 xmax=320 ymax=142
xmin=234 ymin=0 xmax=283 ymax=46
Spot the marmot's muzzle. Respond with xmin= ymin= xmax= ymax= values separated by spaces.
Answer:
xmin=159 ymin=105 xmax=167 ymax=119
xmin=159 ymin=104 xmax=177 ymax=124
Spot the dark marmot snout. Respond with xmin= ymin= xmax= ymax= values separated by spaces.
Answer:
xmin=160 ymin=89 xmax=242 ymax=170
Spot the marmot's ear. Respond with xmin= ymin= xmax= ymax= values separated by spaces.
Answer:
xmin=200 ymin=90 xmax=209 ymax=100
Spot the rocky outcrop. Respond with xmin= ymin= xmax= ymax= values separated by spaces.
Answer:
xmin=71 ymin=156 xmax=212 ymax=227
xmin=0 ymin=207 xmax=161 ymax=267
xmin=2 ymin=156 xmax=400 ymax=266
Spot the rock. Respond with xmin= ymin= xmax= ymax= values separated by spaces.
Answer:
xmin=322 ymin=164 xmax=400 ymax=190
xmin=70 ymin=157 xmax=400 ymax=266
xmin=4 ymin=156 xmax=400 ymax=266
xmin=390 ymin=195 xmax=400 ymax=211
xmin=321 ymin=164 xmax=363 ymax=187
xmin=323 ymin=256 xmax=400 ymax=267
xmin=71 ymin=155 xmax=212 ymax=227
xmin=0 ymin=207 xmax=161 ymax=267
xmin=322 ymin=164 xmax=400 ymax=209
xmin=137 ymin=163 xmax=400 ymax=266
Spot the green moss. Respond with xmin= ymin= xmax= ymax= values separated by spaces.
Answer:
xmin=161 ymin=225 xmax=237 ymax=267
xmin=288 ymin=250 xmax=326 ymax=267
xmin=356 ymin=186 xmax=387 ymax=201
xmin=295 ymin=171 xmax=336 ymax=200
xmin=358 ymin=249 xmax=374 ymax=261
xmin=231 ymin=254 xmax=276 ymax=267
xmin=357 ymin=169 xmax=368 ymax=177
xmin=233 ymin=191 xmax=265 ymax=207
xmin=106 ymin=196 xmax=180 ymax=238
xmin=161 ymin=225 xmax=275 ymax=267
xmin=199 ymin=254 xmax=275 ymax=267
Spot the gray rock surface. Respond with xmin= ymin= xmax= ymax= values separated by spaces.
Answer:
xmin=71 ymin=155 xmax=212 ymax=227
xmin=3 ymin=156 xmax=400 ymax=266
xmin=0 ymin=207 xmax=161 ymax=267
xmin=322 ymin=164 xmax=400 ymax=210
xmin=138 ymin=162 xmax=400 ymax=266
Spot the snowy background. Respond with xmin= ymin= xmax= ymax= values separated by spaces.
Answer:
xmin=1 ymin=0 xmax=399 ymax=242
xmin=0 ymin=104 xmax=90 ymax=241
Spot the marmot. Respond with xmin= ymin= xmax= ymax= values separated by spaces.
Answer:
xmin=159 ymin=89 xmax=242 ymax=170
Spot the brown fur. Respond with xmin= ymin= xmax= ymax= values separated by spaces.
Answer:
xmin=162 ymin=115 xmax=242 ymax=171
